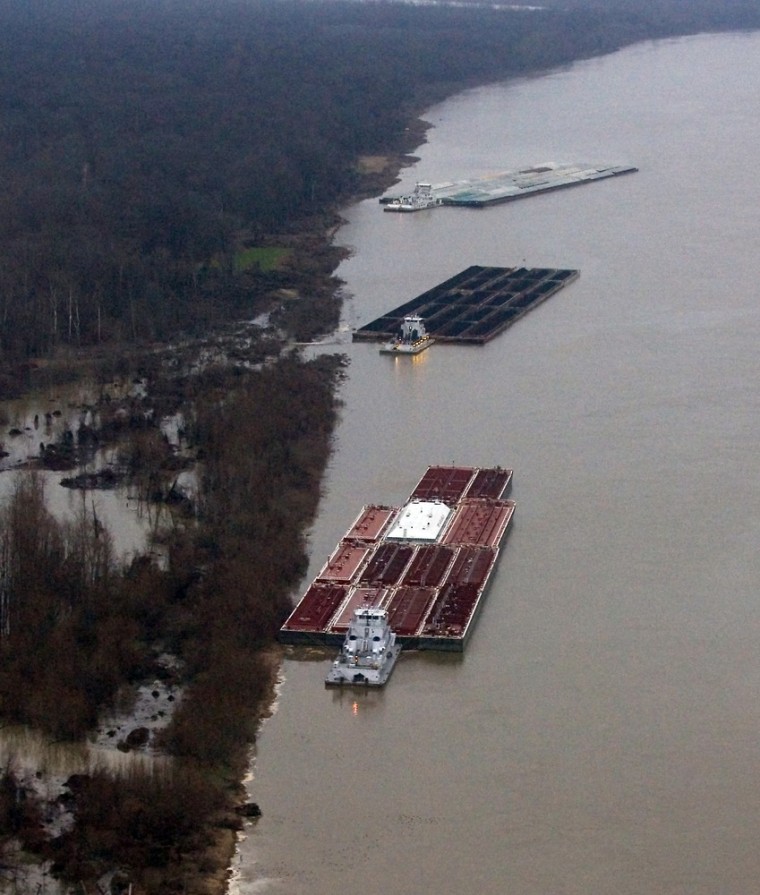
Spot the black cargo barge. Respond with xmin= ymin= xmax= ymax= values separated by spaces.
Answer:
xmin=353 ymin=265 xmax=579 ymax=345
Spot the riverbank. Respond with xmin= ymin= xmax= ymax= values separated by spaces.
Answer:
xmin=354 ymin=116 xmax=432 ymax=197
xmin=182 ymin=126 xmax=435 ymax=895
xmin=0 ymin=351 xmax=346 ymax=893
xmin=0 ymin=98 xmax=436 ymax=892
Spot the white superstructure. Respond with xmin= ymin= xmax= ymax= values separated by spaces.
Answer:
xmin=325 ymin=607 xmax=401 ymax=687
xmin=383 ymin=182 xmax=441 ymax=212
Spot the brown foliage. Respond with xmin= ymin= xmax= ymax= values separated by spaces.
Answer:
xmin=0 ymin=770 xmax=45 ymax=851
xmin=158 ymin=354 xmax=343 ymax=762
xmin=0 ymin=353 xmax=343 ymax=888
xmin=48 ymin=766 xmax=226 ymax=891
xmin=0 ymin=476 xmax=165 ymax=738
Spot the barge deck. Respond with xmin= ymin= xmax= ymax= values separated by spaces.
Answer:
xmin=352 ymin=265 xmax=578 ymax=346
xmin=380 ymin=162 xmax=637 ymax=210
xmin=279 ymin=466 xmax=514 ymax=651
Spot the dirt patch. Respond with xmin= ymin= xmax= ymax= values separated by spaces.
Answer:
xmin=357 ymin=154 xmax=391 ymax=174
xmin=350 ymin=117 xmax=432 ymax=201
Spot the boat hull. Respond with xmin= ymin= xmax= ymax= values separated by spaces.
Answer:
xmin=379 ymin=337 xmax=434 ymax=355
xmin=383 ymin=202 xmax=439 ymax=213
xmin=324 ymin=642 xmax=402 ymax=687
xmin=382 ymin=182 xmax=440 ymax=212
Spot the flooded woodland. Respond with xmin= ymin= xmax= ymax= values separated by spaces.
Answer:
xmin=2 ymin=3 xmax=760 ymax=895
xmin=0 ymin=336 xmax=345 ymax=893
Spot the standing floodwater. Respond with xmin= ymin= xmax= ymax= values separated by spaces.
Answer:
xmin=234 ymin=32 xmax=760 ymax=895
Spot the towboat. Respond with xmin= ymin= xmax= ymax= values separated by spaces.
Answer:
xmin=379 ymin=315 xmax=434 ymax=355
xmin=325 ymin=607 xmax=401 ymax=687
xmin=383 ymin=182 xmax=440 ymax=212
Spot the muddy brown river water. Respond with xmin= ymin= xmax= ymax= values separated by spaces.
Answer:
xmin=232 ymin=31 xmax=760 ymax=895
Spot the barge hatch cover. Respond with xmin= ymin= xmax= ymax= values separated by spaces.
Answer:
xmin=352 ymin=266 xmax=579 ymax=346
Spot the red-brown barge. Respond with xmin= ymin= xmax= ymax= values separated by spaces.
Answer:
xmin=279 ymin=465 xmax=514 ymax=651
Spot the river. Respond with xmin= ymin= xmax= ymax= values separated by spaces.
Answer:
xmin=234 ymin=32 xmax=760 ymax=895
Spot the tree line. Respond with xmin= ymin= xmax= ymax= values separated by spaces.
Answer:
xmin=0 ymin=0 xmax=758 ymax=364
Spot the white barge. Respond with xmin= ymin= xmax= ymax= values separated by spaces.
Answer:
xmin=380 ymin=162 xmax=638 ymax=210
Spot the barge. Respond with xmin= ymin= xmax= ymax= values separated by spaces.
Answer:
xmin=353 ymin=265 xmax=579 ymax=346
xmin=380 ymin=162 xmax=638 ymax=210
xmin=279 ymin=465 xmax=515 ymax=652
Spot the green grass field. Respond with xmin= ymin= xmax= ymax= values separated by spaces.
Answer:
xmin=235 ymin=246 xmax=292 ymax=272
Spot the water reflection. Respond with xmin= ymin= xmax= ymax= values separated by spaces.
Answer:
xmin=327 ymin=685 xmax=389 ymax=713
xmin=0 ymin=374 xmax=182 ymax=564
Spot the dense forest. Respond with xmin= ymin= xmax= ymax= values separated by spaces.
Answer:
xmin=1 ymin=0 xmax=759 ymax=366
xmin=2 ymin=0 xmax=760 ymax=892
